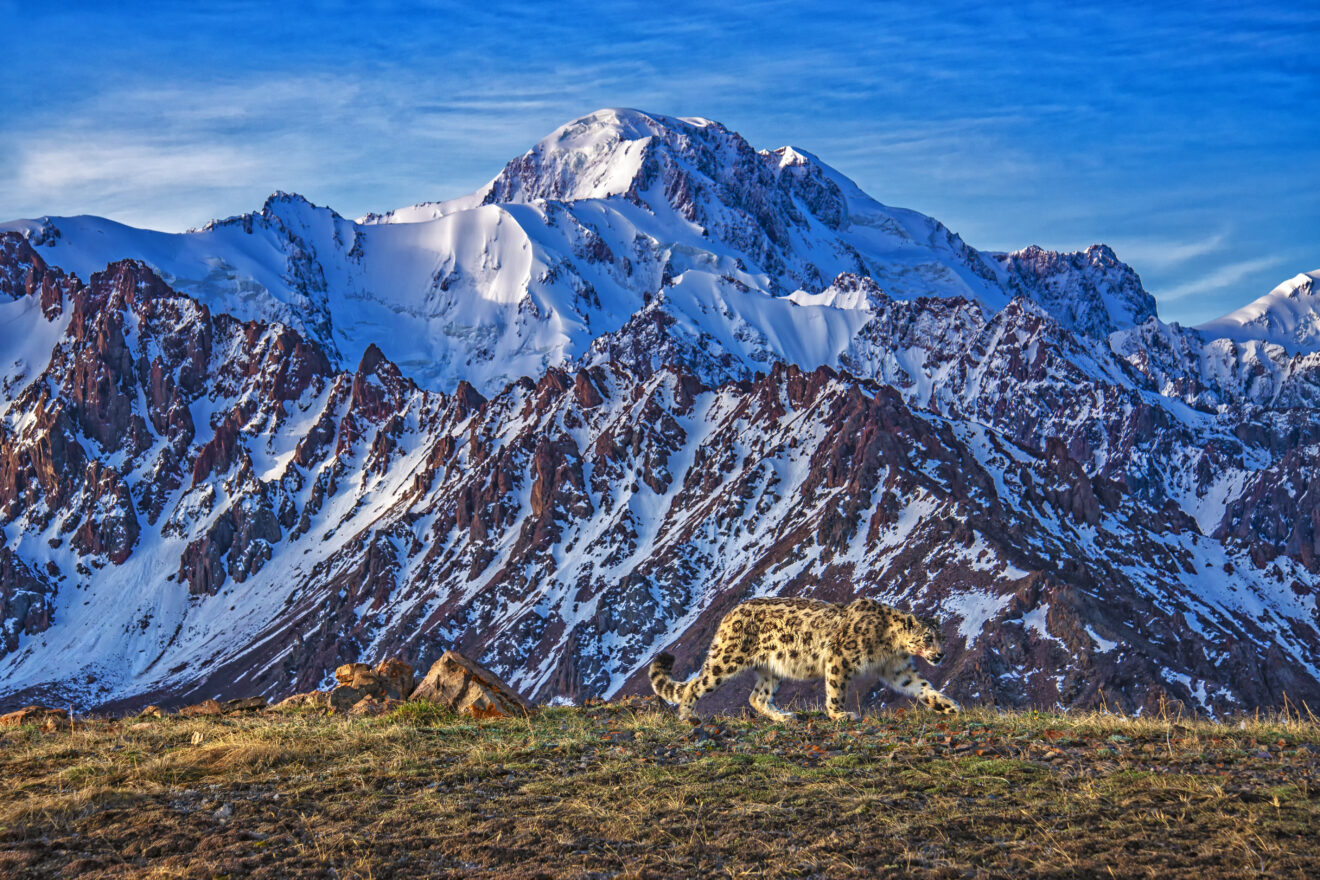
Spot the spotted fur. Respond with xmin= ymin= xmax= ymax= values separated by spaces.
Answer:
xmin=649 ymin=597 xmax=959 ymax=722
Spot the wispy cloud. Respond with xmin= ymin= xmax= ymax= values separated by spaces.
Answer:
xmin=18 ymin=141 xmax=267 ymax=195
xmin=1105 ymin=232 xmax=1229 ymax=271
xmin=1155 ymin=256 xmax=1287 ymax=302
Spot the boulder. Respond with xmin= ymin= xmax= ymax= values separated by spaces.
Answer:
xmin=272 ymin=691 xmax=330 ymax=712
xmin=179 ymin=699 xmax=223 ymax=718
xmin=335 ymin=662 xmax=378 ymax=688
xmin=0 ymin=705 xmax=69 ymax=729
xmin=329 ymin=660 xmax=395 ymax=711
xmin=374 ymin=657 xmax=415 ymax=699
xmin=347 ymin=695 xmax=403 ymax=717
xmin=411 ymin=651 xmax=533 ymax=719
xmin=222 ymin=696 xmax=267 ymax=713
xmin=329 ymin=684 xmax=375 ymax=713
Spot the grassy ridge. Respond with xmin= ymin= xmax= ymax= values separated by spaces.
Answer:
xmin=2 ymin=697 xmax=1319 ymax=878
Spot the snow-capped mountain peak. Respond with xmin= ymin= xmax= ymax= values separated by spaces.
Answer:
xmin=0 ymin=108 xmax=1250 ymax=400
xmin=483 ymin=108 xmax=687 ymax=204
xmin=1196 ymin=270 xmax=1320 ymax=355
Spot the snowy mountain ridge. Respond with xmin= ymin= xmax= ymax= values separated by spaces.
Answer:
xmin=0 ymin=108 xmax=1166 ymax=397
xmin=1 ymin=109 xmax=1318 ymax=717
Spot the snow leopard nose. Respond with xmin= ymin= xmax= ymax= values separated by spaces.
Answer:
xmin=929 ymin=650 xmax=945 ymax=664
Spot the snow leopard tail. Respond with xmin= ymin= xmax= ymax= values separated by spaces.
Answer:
xmin=649 ymin=652 xmax=689 ymax=704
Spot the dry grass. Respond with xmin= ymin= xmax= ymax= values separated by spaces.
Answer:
xmin=1 ymin=698 xmax=1318 ymax=878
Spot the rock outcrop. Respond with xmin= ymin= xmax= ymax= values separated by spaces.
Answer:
xmin=0 ymin=704 xmax=70 ymax=731
xmin=327 ymin=657 xmax=415 ymax=713
xmin=412 ymin=652 xmax=533 ymax=719
xmin=271 ymin=691 xmax=330 ymax=712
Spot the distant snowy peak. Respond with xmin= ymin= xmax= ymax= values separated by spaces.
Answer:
xmin=1197 ymin=270 xmax=1320 ymax=355
xmin=202 ymin=191 xmax=339 ymax=228
xmin=995 ymin=244 xmax=1157 ymax=339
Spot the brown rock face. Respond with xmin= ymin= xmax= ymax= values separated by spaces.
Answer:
xmin=1216 ymin=444 xmax=1320 ymax=572
xmin=0 ymin=242 xmax=349 ymax=653
xmin=0 ymin=233 xmax=75 ymax=316
xmin=177 ymin=483 xmax=283 ymax=595
xmin=0 ymin=548 xmax=56 ymax=653
xmin=412 ymin=652 xmax=533 ymax=719
xmin=374 ymin=658 xmax=415 ymax=700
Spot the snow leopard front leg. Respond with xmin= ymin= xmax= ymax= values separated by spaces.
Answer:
xmin=882 ymin=656 xmax=960 ymax=715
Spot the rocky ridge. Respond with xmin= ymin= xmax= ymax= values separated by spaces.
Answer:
xmin=0 ymin=110 xmax=1318 ymax=717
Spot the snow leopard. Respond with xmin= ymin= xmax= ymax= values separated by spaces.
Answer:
xmin=649 ymin=596 xmax=959 ymax=722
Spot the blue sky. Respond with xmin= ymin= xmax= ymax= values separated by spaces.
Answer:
xmin=2 ymin=1 xmax=1315 ymax=324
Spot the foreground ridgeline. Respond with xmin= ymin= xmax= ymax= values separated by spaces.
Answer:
xmin=1 ymin=110 xmax=1320 ymax=717
xmin=1 ymin=699 xmax=1318 ymax=878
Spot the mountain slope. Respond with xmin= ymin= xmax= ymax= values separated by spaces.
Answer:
xmin=1 ymin=109 xmax=1319 ymax=717
xmin=0 ymin=244 xmax=1315 ymax=716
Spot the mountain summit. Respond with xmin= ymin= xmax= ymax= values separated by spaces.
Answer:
xmin=4 ymin=108 xmax=1157 ymax=394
